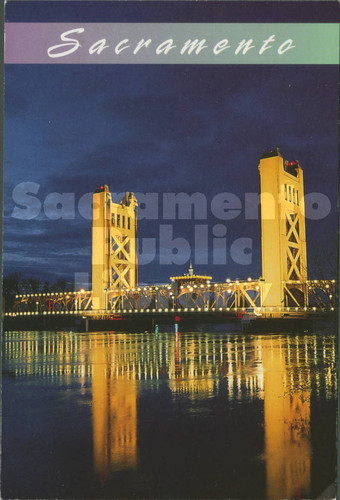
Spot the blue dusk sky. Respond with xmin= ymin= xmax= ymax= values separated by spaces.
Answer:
xmin=3 ymin=1 xmax=339 ymax=287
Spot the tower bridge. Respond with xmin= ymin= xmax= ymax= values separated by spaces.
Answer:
xmin=7 ymin=150 xmax=337 ymax=324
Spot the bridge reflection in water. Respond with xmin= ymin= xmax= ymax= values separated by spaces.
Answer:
xmin=3 ymin=331 xmax=336 ymax=499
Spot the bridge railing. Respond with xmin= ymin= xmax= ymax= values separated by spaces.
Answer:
xmin=5 ymin=304 xmax=335 ymax=318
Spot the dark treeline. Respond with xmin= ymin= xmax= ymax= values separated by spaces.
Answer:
xmin=2 ymin=273 xmax=74 ymax=309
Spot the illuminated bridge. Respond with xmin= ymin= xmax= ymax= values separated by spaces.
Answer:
xmin=6 ymin=150 xmax=337 ymax=327
xmin=8 ymin=278 xmax=337 ymax=320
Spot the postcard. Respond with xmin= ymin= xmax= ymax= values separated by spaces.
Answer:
xmin=2 ymin=2 xmax=338 ymax=499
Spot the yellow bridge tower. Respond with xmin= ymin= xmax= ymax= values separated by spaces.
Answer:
xmin=92 ymin=185 xmax=138 ymax=310
xmin=259 ymin=149 xmax=307 ymax=309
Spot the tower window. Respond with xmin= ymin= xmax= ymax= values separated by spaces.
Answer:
xmin=122 ymin=215 xmax=125 ymax=228
xmin=284 ymin=184 xmax=287 ymax=200
xmin=128 ymin=217 xmax=130 ymax=230
xmin=284 ymin=160 xmax=299 ymax=177
xmin=111 ymin=214 xmax=115 ymax=226
xmin=117 ymin=214 xmax=120 ymax=227
xmin=288 ymin=186 xmax=292 ymax=202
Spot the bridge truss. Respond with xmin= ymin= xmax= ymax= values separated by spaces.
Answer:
xmin=9 ymin=279 xmax=337 ymax=318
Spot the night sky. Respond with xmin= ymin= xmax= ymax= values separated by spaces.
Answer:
xmin=3 ymin=2 xmax=339 ymax=287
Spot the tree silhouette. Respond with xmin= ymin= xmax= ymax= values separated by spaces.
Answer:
xmin=2 ymin=274 xmax=74 ymax=311
xmin=306 ymin=243 xmax=338 ymax=310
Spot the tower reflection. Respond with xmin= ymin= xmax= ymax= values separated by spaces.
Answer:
xmin=88 ymin=332 xmax=335 ymax=497
xmin=91 ymin=335 xmax=138 ymax=481
xmin=263 ymin=339 xmax=311 ymax=499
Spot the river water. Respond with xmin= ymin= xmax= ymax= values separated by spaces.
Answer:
xmin=2 ymin=329 xmax=337 ymax=499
